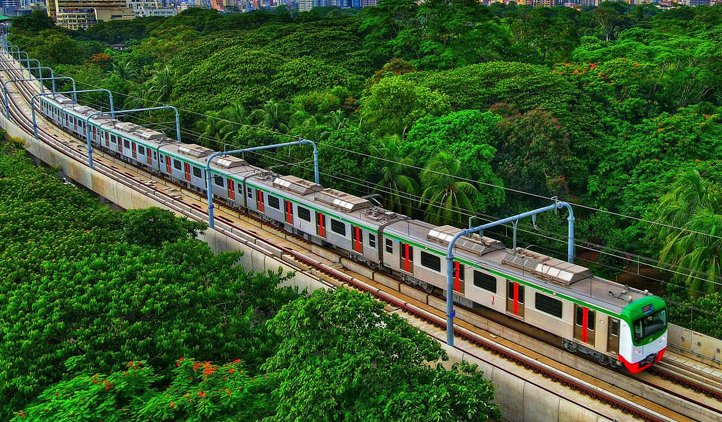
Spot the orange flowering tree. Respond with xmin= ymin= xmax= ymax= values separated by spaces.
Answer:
xmin=14 ymin=359 xmax=276 ymax=421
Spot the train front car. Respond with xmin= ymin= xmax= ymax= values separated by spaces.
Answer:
xmin=618 ymin=296 xmax=668 ymax=373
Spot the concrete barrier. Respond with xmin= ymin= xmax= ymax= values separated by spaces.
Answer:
xmin=669 ymin=324 xmax=722 ymax=368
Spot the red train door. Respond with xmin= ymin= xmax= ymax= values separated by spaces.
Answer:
xmin=400 ymin=243 xmax=413 ymax=274
xmin=506 ymin=281 xmax=525 ymax=318
xmin=184 ymin=163 xmax=191 ymax=182
xmin=118 ymin=137 xmax=123 ymax=153
xmin=316 ymin=212 xmax=326 ymax=237
xmin=165 ymin=156 xmax=172 ymax=173
xmin=256 ymin=189 xmax=264 ymax=211
xmin=575 ymin=305 xmax=596 ymax=346
xmin=285 ymin=201 xmax=293 ymax=224
xmin=131 ymin=143 xmax=137 ymax=159
xmin=454 ymin=261 xmax=465 ymax=293
xmin=147 ymin=151 xmax=153 ymax=165
xmin=228 ymin=179 xmax=235 ymax=201
xmin=105 ymin=132 xmax=110 ymax=148
xmin=352 ymin=226 xmax=363 ymax=253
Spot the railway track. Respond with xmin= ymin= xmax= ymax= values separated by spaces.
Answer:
xmin=2 ymin=53 xmax=720 ymax=422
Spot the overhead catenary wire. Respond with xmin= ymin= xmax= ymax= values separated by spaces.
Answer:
xmin=28 ymin=89 xmax=722 ymax=300
xmin=54 ymin=79 xmax=722 ymax=292
xmin=70 ymin=94 xmax=722 ymax=293
xmin=63 ymin=78 xmax=722 ymax=244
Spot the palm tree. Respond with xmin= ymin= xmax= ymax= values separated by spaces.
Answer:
xmin=146 ymin=65 xmax=176 ymax=103
xmin=654 ymin=170 xmax=722 ymax=296
xmin=372 ymin=137 xmax=419 ymax=215
xmin=420 ymin=152 xmax=478 ymax=227
xmin=251 ymin=99 xmax=289 ymax=134
xmin=218 ymin=103 xmax=251 ymax=143
xmin=197 ymin=111 xmax=225 ymax=149
xmin=111 ymin=58 xmax=139 ymax=82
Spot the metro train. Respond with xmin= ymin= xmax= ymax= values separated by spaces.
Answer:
xmin=38 ymin=93 xmax=668 ymax=374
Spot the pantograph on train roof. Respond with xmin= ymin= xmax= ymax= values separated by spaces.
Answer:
xmin=315 ymin=188 xmax=371 ymax=212
xmin=273 ymin=175 xmax=322 ymax=196
xmin=360 ymin=206 xmax=401 ymax=224
xmin=502 ymin=248 xmax=592 ymax=286
xmin=427 ymin=225 xmax=505 ymax=256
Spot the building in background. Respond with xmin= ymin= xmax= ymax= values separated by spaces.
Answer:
xmin=46 ymin=0 xmax=134 ymax=28
xmin=126 ymin=0 xmax=177 ymax=16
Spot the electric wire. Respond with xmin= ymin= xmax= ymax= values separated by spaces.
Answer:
xmin=21 ymin=78 xmax=722 ymax=308
xmin=67 ymin=96 xmax=722 ymax=293
xmin=36 ymin=74 xmax=722 ymax=295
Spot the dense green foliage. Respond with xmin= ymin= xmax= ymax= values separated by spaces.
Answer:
xmin=264 ymin=288 xmax=501 ymax=421
xmin=0 ymin=144 xmax=499 ymax=419
xmin=8 ymin=2 xmax=722 ymax=333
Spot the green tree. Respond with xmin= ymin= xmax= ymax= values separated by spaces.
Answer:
xmin=420 ymin=152 xmax=480 ymax=227
xmin=252 ymin=99 xmax=290 ymax=134
xmin=263 ymin=288 xmax=501 ymax=421
xmin=495 ymin=108 xmax=572 ymax=195
xmin=414 ymin=0 xmax=508 ymax=69
xmin=120 ymin=207 xmax=205 ymax=247
xmin=404 ymin=110 xmax=505 ymax=212
xmin=360 ymin=76 xmax=450 ymax=137
xmin=652 ymin=170 xmax=722 ymax=297
xmin=372 ymin=136 xmax=419 ymax=215
xmin=16 ymin=359 xmax=275 ymax=421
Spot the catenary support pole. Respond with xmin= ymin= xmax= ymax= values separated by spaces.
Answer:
xmin=32 ymin=89 xmax=115 ymax=140
xmin=3 ymin=76 xmax=76 ymax=118
xmin=445 ymin=200 xmax=575 ymax=346
xmin=205 ymin=139 xmax=318 ymax=229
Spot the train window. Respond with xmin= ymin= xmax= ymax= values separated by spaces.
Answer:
xmin=610 ymin=319 xmax=619 ymax=336
xmin=124 ymin=139 xmax=130 ymax=148
xmin=237 ymin=182 xmax=243 ymax=193
xmin=420 ymin=251 xmax=441 ymax=272
xmin=193 ymin=166 xmax=202 ymax=178
xmin=330 ymin=219 xmax=346 ymax=236
xmin=368 ymin=233 xmax=376 ymax=248
xmin=385 ymin=239 xmax=393 ymax=253
xmin=153 ymin=152 xmax=158 ymax=160
xmin=575 ymin=307 xmax=595 ymax=331
xmin=138 ymin=146 xmax=145 ymax=155
xmin=247 ymin=187 xmax=253 ymax=198
xmin=298 ymin=206 xmax=311 ymax=222
xmin=213 ymin=175 xmax=225 ymax=187
xmin=507 ymin=282 xmax=525 ymax=303
xmin=535 ymin=293 xmax=562 ymax=318
xmin=473 ymin=271 xmax=497 ymax=293
xmin=267 ymin=195 xmax=281 ymax=210
xmin=173 ymin=159 xmax=182 ymax=171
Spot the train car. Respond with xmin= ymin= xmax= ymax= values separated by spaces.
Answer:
xmin=39 ymin=95 xmax=169 ymax=171
xmin=244 ymin=175 xmax=407 ymax=267
xmin=381 ymin=221 xmax=667 ymax=372
xmin=208 ymin=154 xmax=263 ymax=208
xmin=158 ymin=143 xmax=213 ymax=190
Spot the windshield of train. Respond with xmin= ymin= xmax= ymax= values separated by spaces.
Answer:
xmin=634 ymin=309 xmax=667 ymax=341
